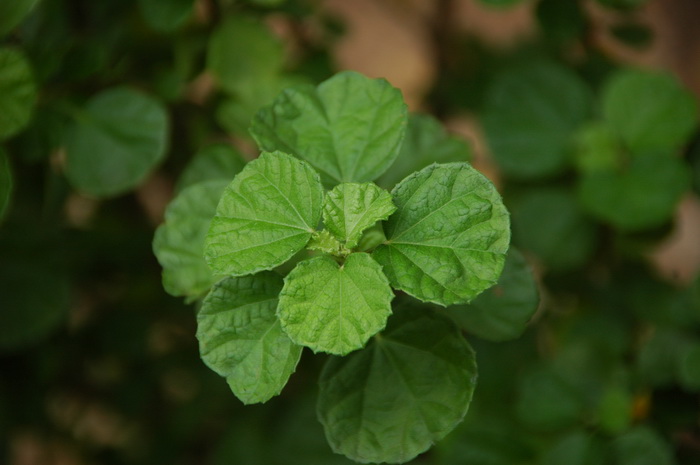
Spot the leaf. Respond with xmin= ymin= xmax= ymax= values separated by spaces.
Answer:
xmin=64 ymin=87 xmax=169 ymax=197
xmin=153 ymin=180 xmax=229 ymax=299
xmin=250 ymin=71 xmax=408 ymax=184
xmin=0 ymin=149 xmax=11 ymax=222
xmin=204 ymin=151 xmax=323 ymax=276
xmin=376 ymin=113 xmax=473 ymax=189
xmin=0 ymin=0 xmax=39 ymax=36
xmin=0 ymin=48 xmax=37 ymax=141
xmin=322 ymin=183 xmax=396 ymax=249
xmin=602 ymin=69 xmax=698 ymax=153
xmin=541 ymin=431 xmax=607 ymax=465
xmin=197 ymin=272 xmax=302 ymax=404
xmin=446 ymin=248 xmax=539 ymax=342
xmin=207 ymin=16 xmax=284 ymax=95
xmin=317 ymin=307 xmax=477 ymax=464
xmin=176 ymin=144 xmax=246 ymax=193
xmin=373 ymin=163 xmax=510 ymax=306
xmin=277 ymin=253 xmax=393 ymax=355
xmin=573 ymin=123 xmax=621 ymax=173
xmin=679 ymin=342 xmax=700 ymax=391
xmin=578 ymin=153 xmax=690 ymax=231
xmin=613 ymin=426 xmax=675 ymax=465
xmin=510 ymin=187 xmax=597 ymax=270
xmin=139 ymin=0 xmax=193 ymax=32
xmin=482 ymin=60 xmax=592 ymax=179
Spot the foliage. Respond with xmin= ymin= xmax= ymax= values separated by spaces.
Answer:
xmin=1 ymin=1 xmax=700 ymax=465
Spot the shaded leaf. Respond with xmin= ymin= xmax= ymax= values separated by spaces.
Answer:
xmin=64 ymin=87 xmax=169 ymax=197
xmin=139 ymin=0 xmax=193 ymax=32
xmin=373 ymin=163 xmax=510 ymax=306
xmin=278 ymin=253 xmax=393 ymax=355
xmin=176 ymin=144 xmax=246 ymax=193
xmin=317 ymin=307 xmax=477 ymax=464
xmin=197 ymin=272 xmax=302 ymax=404
xmin=251 ymin=71 xmax=407 ymax=184
xmin=613 ymin=426 xmax=675 ymax=465
xmin=0 ymin=149 xmax=11 ymax=222
xmin=204 ymin=151 xmax=323 ymax=276
xmin=0 ymin=48 xmax=37 ymax=140
xmin=0 ymin=0 xmax=39 ymax=36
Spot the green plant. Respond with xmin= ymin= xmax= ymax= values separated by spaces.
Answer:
xmin=153 ymin=71 xmax=535 ymax=463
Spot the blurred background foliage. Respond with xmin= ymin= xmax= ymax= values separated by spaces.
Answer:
xmin=1 ymin=0 xmax=700 ymax=463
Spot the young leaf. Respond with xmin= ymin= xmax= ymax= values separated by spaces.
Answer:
xmin=250 ymin=71 xmax=408 ymax=184
xmin=578 ymin=153 xmax=690 ymax=231
xmin=482 ymin=60 xmax=591 ymax=179
xmin=197 ymin=272 xmax=302 ymax=404
xmin=0 ymin=149 xmax=11 ymax=222
xmin=602 ymin=69 xmax=698 ymax=153
xmin=176 ymin=144 xmax=246 ymax=193
xmin=207 ymin=16 xmax=284 ymax=95
xmin=153 ymin=180 xmax=228 ymax=299
xmin=0 ymin=48 xmax=37 ymax=141
xmin=205 ymin=151 xmax=323 ymax=276
xmin=322 ymin=183 xmax=396 ymax=249
xmin=317 ymin=307 xmax=477 ymax=464
xmin=447 ymin=248 xmax=539 ymax=342
xmin=373 ymin=163 xmax=510 ymax=306
xmin=64 ymin=87 xmax=169 ymax=197
xmin=277 ymin=253 xmax=393 ymax=355
xmin=377 ymin=113 xmax=473 ymax=189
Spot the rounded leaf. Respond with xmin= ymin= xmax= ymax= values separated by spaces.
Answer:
xmin=153 ymin=180 xmax=228 ymax=299
xmin=175 ymin=144 xmax=246 ymax=193
xmin=251 ymin=71 xmax=408 ymax=184
xmin=0 ymin=48 xmax=37 ymax=140
xmin=602 ymin=69 xmax=698 ymax=153
xmin=317 ymin=307 xmax=477 ymax=464
xmin=64 ymin=87 xmax=169 ymax=197
xmin=373 ymin=162 xmax=510 ymax=306
xmin=204 ymin=151 xmax=323 ymax=276
xmin=322 ymin=182 xmax=396 ymax=249
xmin=447 ymin=248 xmax=539 ymax=341
xmin=278 ymin=253 xmax=393 ymax=355
xmin=197 ymin=272 xmax=302 ymax=404
xmin=482 ymin=61 xmax=591 ymax=179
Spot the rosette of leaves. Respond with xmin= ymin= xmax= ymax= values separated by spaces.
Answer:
xmin=156 ymin=72 xmax=521 ymax=463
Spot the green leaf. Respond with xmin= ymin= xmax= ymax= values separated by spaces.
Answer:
xmin=278 ymin=253 xmax=393 ymax=355
xmin=322 ymin=183 xmax=395 ymax=249
xmin=204 ymin=151 xmax=323 ymax=276
xmin=307 ymin=230 xmax=349 ymax=256
xmin=176 ymin=144 xmax=246 ymax=193
xmin=446 ymin=248 xmax=539 ymax=342
xmin=0 ymin=48 xmax=37 ymax=141
xmin=602 ymin=69 xmax=698 ymax=153
xmin=377 ymin=113 xmax=472 ymax=189
xmin=207 ymin=16 xmax=284 ymax=95
xmin=250 ymin=71 xmax=408 ymax=184
xmin=153 ymin=180 xmax=228 ymax=299
xmin=317 ymin=307 xmax=477 ymax=464
xmin=679 ymin=342 xmax=700 ymax=391
xmin=541 ymin=431 xmax=607 ymax=465
xmin=139 ymin=0 xmax=193 ymax=32
xmin=373 ymin=163 xmax=510 ymax=306
xmin=0 ymin=149 xmax=11 ymax=222
xmin=613 ymin=426 xmax=675 ymax=465
xmin=510 ymin=187 xmax=597 ymax=270
xmin=0 ymin=0 xmax=39 ymax=36
xmin=197 ymin=272 xmax=302 ymax=404
xmin=482 ymin=61 xmax=591 ymax=179
xmin=578 ymin=153 xmax=690 ymax=231
xmin=64 ymin=87 xmax=169 ymax=197
xmin=573 ymin=123 xmax=621 ymax=172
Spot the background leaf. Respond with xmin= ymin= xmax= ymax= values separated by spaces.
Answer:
xmin=197 ymin=272 xmax=302 ymax=404
xmin=322 ymin=182 xmax=395 ymax=249
xmin=175 ymin=144 xmax=246 ymax=194
xmin=278 ymin=253 xmax=393 ymax=355
xmin=0 ymin=149 xmax=11 ymax=222
xmin=64 ymin=87 xmax=169 ymax=197
xmin=138 ymin=0 xmax=194 ymax=32
xmin=0 ymin=47 xmax=37 ymax=141
xmin=204 ymin=151 xmax=323 ymax=276
xmin=374 ymin=162 xmax=510 ymax=306
xmin=317 ymin=307 xmax=478 ymax=464
xmin=482 ymin=60 xmax=592 ymax=179
xmin=0 ymin=0 xmax=39 ymax=36
xmin=602 ymin=69 xmax=698 ymax=153
xmin=153 ymin=180 xmax=229 ymax=299
xmin=446 ymin=248 xmax=539 ymax=342
xmin=250 ymin=71 xmax=408 ymax=184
